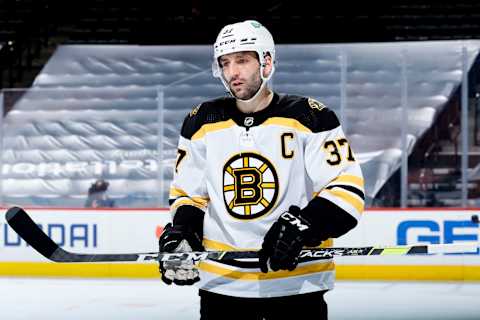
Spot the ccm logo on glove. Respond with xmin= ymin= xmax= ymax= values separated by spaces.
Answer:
xmin=280 ymin=211 xmax=310 ymax=231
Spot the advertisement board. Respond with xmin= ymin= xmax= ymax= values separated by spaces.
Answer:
xmin=1 ymin=208 xmax=479 ymax=280
xmin=1 ymin=209 xmax=170 ymax=262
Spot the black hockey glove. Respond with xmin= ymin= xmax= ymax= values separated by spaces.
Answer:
xmin=259 ymin=206 xmax=312 ymax=273
xmin=158 ymin=223 xmax=204 ymax=286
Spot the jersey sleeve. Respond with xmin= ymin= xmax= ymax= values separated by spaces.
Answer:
xmin=169 ymin=114 xmax=210 ymax=217
xmin=304 ymin=114 xmax=364 ymax=222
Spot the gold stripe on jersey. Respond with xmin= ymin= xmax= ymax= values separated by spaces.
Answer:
xmin=313 ymin=175 xmax=364 ymax=198
xmin=322 ymin=188 xmax=364 ymax=213
xmin=323 ymin=238 xmax=333 ymax=247
xmin=191 ymin=119 xmax=237 ymax=140
xmin=203 ymin=238 xmax=333 ymax=251
xmin=169 ymin=188 xmax=209 ymax=203
xmin=171 ymin=197 xmax=209 ymax=211
xmin=190 ymin=117 xmax=311 ymax=140
xmin=330 ymin=174 xmax=364 ymax=189
xmin=305 ymin=238 xmax=333 ymax=248
xmin=198 ymin=260 xmax=335 ymax=281
xmin=203 ymin=238 xmax=247 ymax=251
xmin=169 ymin=187 xmax=188 ymax=198
xmin=262 ymin=117 xmax=311 ymax=133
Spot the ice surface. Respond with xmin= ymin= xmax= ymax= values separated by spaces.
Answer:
xmin=0 ymin=278 xmax=479 ymax=320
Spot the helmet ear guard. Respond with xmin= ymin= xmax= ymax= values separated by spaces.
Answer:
xmin=259 ymin=52 xmax=274 ymax=82
xmin=211 ymin=59 xmax=222 ymax=79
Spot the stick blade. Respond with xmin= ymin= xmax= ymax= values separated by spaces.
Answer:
xmin=5 ymin=206 xmax=23 ymax=222
xmin=5 ymin=206 xmax=59 ymax=259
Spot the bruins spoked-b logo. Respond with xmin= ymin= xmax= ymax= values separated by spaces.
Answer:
xmin=223 ymin=152 xmax=279 ymax=220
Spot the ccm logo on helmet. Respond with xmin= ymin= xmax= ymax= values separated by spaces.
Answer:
xmin=280 ymin=212 xmax=310 ymax=231
xmin=218 ymin=39 xmax=236 ymax=46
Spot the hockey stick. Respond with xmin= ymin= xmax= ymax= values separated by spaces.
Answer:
xmin=5 ymin=206 xmax=479 ymax=263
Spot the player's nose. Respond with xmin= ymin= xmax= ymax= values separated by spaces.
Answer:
xmin=227 ymin=62 xmax=241 ymax=78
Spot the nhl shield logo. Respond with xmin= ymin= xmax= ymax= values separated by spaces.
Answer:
xmin=244 ymin=117 xmax=254 ymax=127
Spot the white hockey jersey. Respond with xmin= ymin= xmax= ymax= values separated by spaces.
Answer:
xmin=169 ymin=93 xmax=364 ymax=298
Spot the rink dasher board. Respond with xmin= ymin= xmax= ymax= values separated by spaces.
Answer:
xmin=334 ymin=209 xmax=480 ymax=281
xmin=0 ymin=208 xmax=479 ymax=280
xmin=0 ymin=208 xmax=170 ymax=262
xmin=335 ymin=209 xmax=480 ymax=265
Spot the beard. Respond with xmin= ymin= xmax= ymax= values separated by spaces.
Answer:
xmin=229 ymin=71 xmax=262 ymax=100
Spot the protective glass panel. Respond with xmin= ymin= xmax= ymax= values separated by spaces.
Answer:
xmin=0 ymin=87 xmax=162 ymax=208
xmin=2 ymin=42 xmax=480 ymax=209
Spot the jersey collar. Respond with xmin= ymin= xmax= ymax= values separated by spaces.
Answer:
xmin=230 ymin=93 xmax=280 ymax=129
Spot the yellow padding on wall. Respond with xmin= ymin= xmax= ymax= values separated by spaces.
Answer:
xmin=336 ymin=265 xmax=480 ymax=281
xmin=1 ymin=262 xmax=480 ymax=281
xmin=0 ymin=262 xmax=160 ymax=278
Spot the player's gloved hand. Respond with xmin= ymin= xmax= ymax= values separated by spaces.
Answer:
xmin=259 ymin=206 xmax=312 ymax=273
xmin=158 ymin=223 xmax=204 ymax=285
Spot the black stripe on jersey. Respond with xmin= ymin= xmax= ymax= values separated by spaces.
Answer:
xmin=210 ymin=258 xmax=261 ymax=268
xmin=210 ymin=252 xmax=327 ymax=268
xmin=301 ymin=197 xmax=358 ymax=240
xmin=325 ymin=184 xmax=365 ymax=200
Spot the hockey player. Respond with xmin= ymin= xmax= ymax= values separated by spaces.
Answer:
xmin=159 ymin=20 xmax=364 ymax=319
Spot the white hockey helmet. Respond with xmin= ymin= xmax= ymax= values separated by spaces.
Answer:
xmin=212 ymin=20 xmax=276 ymax=99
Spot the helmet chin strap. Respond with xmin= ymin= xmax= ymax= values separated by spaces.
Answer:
xmin=223 ymin=64 xmax=273 ymax=104
xmin=235 ymin=78 xmax=267 ymax=103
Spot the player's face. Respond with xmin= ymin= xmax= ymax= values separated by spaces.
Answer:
xmin=218 ymin=51 xmax=262 ymax=100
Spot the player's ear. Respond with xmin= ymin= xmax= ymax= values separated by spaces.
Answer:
xmin=262 ymin=54 xmax=273 ymax=78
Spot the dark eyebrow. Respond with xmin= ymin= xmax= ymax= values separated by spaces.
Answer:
xmin=236 ymin=53 xmax=250 ymax=58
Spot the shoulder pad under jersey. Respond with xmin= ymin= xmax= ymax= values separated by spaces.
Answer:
xmin=276 ymin=95 xmax=340 ymax=133
xmin=180 ymin=97 xmax=234 ymax=139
